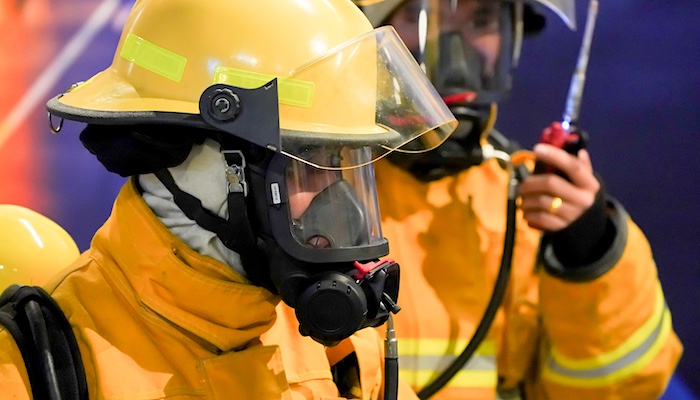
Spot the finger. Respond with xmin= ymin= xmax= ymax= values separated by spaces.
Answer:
xmin=522 ymin=209 xmax=569 ymax=232
xmin=518 ymin=173 xmax=588 ymax=206
xmin=533 ymin=144 xmax=598 ymax=190
xmin=533 ymin=143 xmax=571 ymax=170
xmin=519 ymin=185 xmax=595 ymax=225
xmin=578 ymin=148 xmax=592 ymax=168
xmin=520 ymin=194 xmax=576 ymax=224
xmin=520 ymin=194 xmax=565 ymax=214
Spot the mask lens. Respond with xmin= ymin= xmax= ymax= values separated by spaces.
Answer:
xmin=285 ymin=147 xmax=383 ymax=249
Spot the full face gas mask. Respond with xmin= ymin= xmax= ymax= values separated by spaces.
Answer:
xmin=356 ymin=0 xmax=576 ymax=180
xmin=248 ymin=148 xmax=402 ymax=346
xmin=46 ymin=0 xmax=456 ymax=346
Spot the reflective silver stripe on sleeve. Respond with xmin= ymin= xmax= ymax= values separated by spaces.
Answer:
xmin=543 ymin=295 xmax=672 ymax=387
xmin=399 ymin=353 xmax=495 ymax=372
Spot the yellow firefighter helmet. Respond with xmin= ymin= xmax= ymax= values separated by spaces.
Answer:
xmin=47 ymin=0 xmax=456 ymax=169
xmin=0 ymin=205 xmax=80 ymax=289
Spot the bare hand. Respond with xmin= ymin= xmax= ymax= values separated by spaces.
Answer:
xmin=518 ymin=143 xmax=600 ymax=232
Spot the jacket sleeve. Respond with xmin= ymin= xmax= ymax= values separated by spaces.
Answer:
xmin=0 ymin=329 xmax=32 ymax=399
xmin=534 ymin=199 xmax=683 ymax=398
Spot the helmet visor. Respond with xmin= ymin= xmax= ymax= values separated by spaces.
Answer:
xmin=536 ymin=0 xmax=576 ymax=29
xmin=216 ymin=26 xmax=457 ymax=170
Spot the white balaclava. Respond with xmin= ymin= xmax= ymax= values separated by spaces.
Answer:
xmin=139 ymin=138 xmax=246 ymax=277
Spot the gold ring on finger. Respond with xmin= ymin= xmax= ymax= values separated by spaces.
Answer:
xmin=548 ymin=196 xmax=563 ymax=214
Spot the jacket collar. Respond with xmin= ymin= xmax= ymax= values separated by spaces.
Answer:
xmin=94 ymin=178 xmax=279 ymax=352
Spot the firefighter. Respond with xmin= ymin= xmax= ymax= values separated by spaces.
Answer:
xmin=355 ymin=0 xmax=682 ymax=398
xmin=0 ymin=0 xmax=459 ymax=398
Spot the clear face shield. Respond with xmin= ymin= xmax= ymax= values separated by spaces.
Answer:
xmin=367 ymin=0 xmax=515 ymax=173
xmin=242 ymin=25 xmax=458 ymax=345
xmin=212 ymin=26 xmax=458 ymax=166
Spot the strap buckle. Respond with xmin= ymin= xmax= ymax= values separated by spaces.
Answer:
xmin=222 ymin=150 xmax=248 ymax=197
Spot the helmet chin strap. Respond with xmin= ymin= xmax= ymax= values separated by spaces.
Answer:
xmin=139 ymin=140 xmax=242 ymax=271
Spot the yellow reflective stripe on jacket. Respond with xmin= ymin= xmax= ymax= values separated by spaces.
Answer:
xmin=398 ymin=338 xmax=497 ymax=356
xmin=398 ymin=339 xmax=497 ymax=389
xmin=543 ymin=286 xmax=672 ymax=386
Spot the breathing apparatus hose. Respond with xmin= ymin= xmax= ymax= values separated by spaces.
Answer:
xmin=417 ymin=164 xmax=519 ymax=399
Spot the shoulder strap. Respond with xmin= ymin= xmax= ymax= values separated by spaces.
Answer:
xmin=0 ymin=284 xmax=88 ymax=400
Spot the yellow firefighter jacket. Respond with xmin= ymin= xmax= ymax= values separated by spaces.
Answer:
xmin=0 ymin=178 xmax=416 ymax=400
xmin=374 ymin=158 xmax=682 ymax=399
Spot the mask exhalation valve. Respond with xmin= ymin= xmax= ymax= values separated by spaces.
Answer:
xmin=295 ymin=259 xmax=401 ymax=346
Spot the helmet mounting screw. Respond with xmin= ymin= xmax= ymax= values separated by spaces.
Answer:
xmin=209 ymin=88 xmax=241 ymax=121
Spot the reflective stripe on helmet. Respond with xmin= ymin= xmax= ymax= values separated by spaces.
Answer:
xmin=213 ymin=67 xmax=315 ymax=108
xmin=119 ymin=34 xmax=317 ymax=107
xmin=120 ymin=33 xmax=188 ymax=82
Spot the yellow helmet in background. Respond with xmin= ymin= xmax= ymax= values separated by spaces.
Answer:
xmin=47 ymin=0 xmax=456 ymax=169
xmin=0 ymin=205 xmax=80 ymax=289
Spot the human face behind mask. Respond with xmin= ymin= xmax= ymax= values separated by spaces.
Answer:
xmin=388 ymin=0 xmax=508 ymax=102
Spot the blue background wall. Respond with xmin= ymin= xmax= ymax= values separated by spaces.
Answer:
xmin=498 ymin=1 xmax=700 ymax=395
xmin=0 ymin=0 xmax=697 ymax=396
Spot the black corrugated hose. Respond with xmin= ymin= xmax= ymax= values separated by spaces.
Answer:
xmin=416 ymin=167 xmax=519 ymax=399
